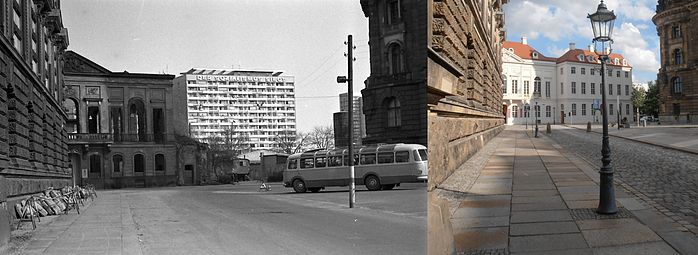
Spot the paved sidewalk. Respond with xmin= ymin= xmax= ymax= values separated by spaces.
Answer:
xmin=436 ymin=127 xmax=697 ymax=254
xmin=14 ymin=192 xmax=141 ymax=255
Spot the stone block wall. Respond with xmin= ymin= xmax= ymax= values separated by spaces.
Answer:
xmin=427 ymin=0 xmax=507 ymax=191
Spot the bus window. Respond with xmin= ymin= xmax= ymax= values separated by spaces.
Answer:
xmin=360 ymin=154 xmax=376 ymax=165
xmin=395 ymin=151 xmax=410 ymax=163
xmin=288 ymin=159 xmax=298 ymax=169
xmin=343 ymin=154 xmax=360 ymax=166
xmin=377 ymin=152 xmax=394 ymax=164
xmin=413 ymin=150 xmax=428 ymax=162
xmin=418 ymin=149 xmax=428 ymax=161
xmin=300 ymin=158 xmax=314 ymax=169
xmin=328 ymin=156 xmax=342 ymax=167
xmin=315 ymin=157 xmax=327 ymax=167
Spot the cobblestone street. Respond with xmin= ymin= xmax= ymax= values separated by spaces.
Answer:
xmin=547 ymin=126 xmax=698 ymax=235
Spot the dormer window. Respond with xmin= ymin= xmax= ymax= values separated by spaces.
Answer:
xmin=614 ymin=58 xmax=620 ymax=65
xmin=532 ymin=52 xmax=538 ymax=59
xmin=587 ymin=55 xmax=594 ymax=62
xmin=509 ymin=48 xmax=514 ymax=52
xmin=577 ymin=54 xmax=585 ymax=61
xmin=622 ymin=59 xmax=628 ymax=66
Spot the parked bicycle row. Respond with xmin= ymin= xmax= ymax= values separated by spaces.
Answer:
xmin=13 ymin=184 xmax=97 ymax=229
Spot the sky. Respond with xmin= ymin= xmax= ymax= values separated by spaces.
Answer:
xmin=61 ymin=0 xmax=370 ymax=133
xmin=503 ymin=0 xmax=660 ymax=88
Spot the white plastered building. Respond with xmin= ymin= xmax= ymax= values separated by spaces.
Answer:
xmin=502 ymin=38 xmax=634 ymax=125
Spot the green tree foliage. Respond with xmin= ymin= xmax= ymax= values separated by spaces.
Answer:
xmin=641 ymin=81 xmax=660 ymax=117
xmin=631 ymin=85 xmax=646 ymax=112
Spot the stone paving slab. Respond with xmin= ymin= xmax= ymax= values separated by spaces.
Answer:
xmin=439 ymin=128 xmax=686 ymax=255
xmin=509 ymin=233 xmax=588 ymax=252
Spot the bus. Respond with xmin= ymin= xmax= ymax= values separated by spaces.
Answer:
xmin=283 ymin=144 xmax=427 ymax=193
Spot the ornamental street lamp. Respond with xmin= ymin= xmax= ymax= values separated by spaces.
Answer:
xmin=588 ymin=0 xmax=618 ymax=214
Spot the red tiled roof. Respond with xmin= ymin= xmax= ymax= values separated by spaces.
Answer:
xmin=502 ymin=41 xmax=557 ymax=62
xmin=502 ymin=41 xmax=631 ymax=67
xmin=557 ymin=49 xmax=631 ymax=67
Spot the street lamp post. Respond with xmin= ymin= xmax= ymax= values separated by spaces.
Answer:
xmin=588 ymin=0 xmax=618 ymax=214
xmin=524 ymin=103 xmax=529 ymax=129
xmin=533 ymin=89 xmax=541 ymax=137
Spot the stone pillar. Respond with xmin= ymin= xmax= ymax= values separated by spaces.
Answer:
xmin=0 ymin=176 xmax=9 ymax=250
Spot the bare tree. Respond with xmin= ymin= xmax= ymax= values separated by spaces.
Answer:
xmin=206 ymin=126 xmax=250 ymax=180
xmin=273 ymin=129 xmax=309 ymax=154
xmin=307 ymin=125 xmax=334 ymax=149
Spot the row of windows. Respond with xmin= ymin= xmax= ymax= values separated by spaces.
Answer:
xmin=90 ymin=154 xmax=166 ymax=174
xmin=562 ymin=83 xmax=630 ymax=96
xmin=512 ymin=103 xmax=633 ymax=118
xmin=4 ymin=0 xmax=61 ymax=100
xmin=562 ymin=67 xmax=630 ymax=78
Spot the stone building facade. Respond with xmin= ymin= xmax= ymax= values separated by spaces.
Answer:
xmin=427 ymin=1 xmax=507 ymax=253
xmin=360 ymin=0 xmax=427 ymax=146
xmin=63 ymin=51 xmax=201 ymax=188
xmin=428 ymin=0 xmax=507 ymax=188
xmin=1 ymin=0 xmax=70 ymax=247
xmin=653 ymin=0 xmax=698 ymax=123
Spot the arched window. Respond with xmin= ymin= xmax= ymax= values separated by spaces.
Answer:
xmin=388 ymin=42 xmax=403 ymax=74
xmin=614 ymin=58 xmax=620 ymax=65
xmin=128 ymin=99 xmax=146 ymax=141
xmin=113 ymin=155 xmax=123 ymax=173
xmin=155 ymin=154 xmax=165 ymax=172
xmin=673 ymin=77 xmax=683 ymax=94
xmin=134 ymin=154 xmax=145 ymax=172
xmin=673 ymin=48 xmax=683 ymax=65
xmin=386 ymin=97 xmax=401 ymax=127
xmin=63 ymin=98 xmax=79 ymax=133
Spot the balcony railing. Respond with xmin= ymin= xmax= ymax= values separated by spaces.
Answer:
xmin=67 ymin=133 xmax=174 ymax=144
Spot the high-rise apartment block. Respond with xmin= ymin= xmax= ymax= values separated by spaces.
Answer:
xmin=333 ymin=93 xmax=366 ymax=147
xmin=173 ymin=69 xmax=297 ymax=151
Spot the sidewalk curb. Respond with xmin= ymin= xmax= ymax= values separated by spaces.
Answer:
xmin=564 ymin=124 xmax=698 ymax=155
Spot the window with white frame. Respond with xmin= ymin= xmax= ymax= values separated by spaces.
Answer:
xmin=591 ymin=83 xmax=596 ymax=94
xmin=572 ymin=104 xmax=577 ymax=116
xmin=582 ymin=104 xmax=587 ymax=116
xmin=581 ymin=82 xmax=586 ymax=94
xmin=545 ymin=81 xmax=550 ymax=97
xmin=546 ymin=105 xmax=551 ymax=117
xmin=571 ymin=82 xmax=576 ymax=94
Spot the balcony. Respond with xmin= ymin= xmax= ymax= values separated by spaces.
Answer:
xmin=67 ymin=133 xmax=113 ymax=144
xmin=67 ymin=133 xmax=174 ymax=144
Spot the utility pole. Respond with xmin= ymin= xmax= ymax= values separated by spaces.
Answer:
xmin=336 ymin=35 xmax=356 ymax=208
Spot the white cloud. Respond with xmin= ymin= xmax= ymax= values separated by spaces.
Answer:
xmin=546 ymin=45 xmax=568 ymax=57
xmin=613 ymin=22 xmax=660 ymax=73
xmin=505 ymin=0 xmax=657 ymax=42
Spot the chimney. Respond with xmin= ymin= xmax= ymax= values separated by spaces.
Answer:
xmin=589 ymin=44 xmax=594 ymax=52
xmin=521 ymin=36 xmax=528 ymax=45
xmin=569 ymin=43 xmax=576 ymax=50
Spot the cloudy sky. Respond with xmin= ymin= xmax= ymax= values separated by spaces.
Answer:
xmin=61 ymin=0 xmax=369 ymax=133
xmin=504 ymin=0 xmax=660 ymax=86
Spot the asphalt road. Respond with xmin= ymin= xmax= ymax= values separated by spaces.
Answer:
xmin=124 ymin=182 xmax=426 ymax=255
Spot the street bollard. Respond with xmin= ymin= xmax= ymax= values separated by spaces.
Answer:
xmin=546 ymin=123 xmax=551 ymax=134
xmin=587 ymin=121 xmax=591 ymax=132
